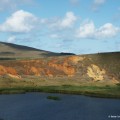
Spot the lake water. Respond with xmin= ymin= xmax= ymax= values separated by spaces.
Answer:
xmin=0 ymin=93 xmax=120 ymax=120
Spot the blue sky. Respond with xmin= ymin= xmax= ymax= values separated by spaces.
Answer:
xmin=0 ymin=0 xmax=120 ymax=54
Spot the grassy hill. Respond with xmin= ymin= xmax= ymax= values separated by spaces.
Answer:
xmin=0 ymin=42 xmax=120 ymax=98
xmin=0 ymin=42 xmax=66 ymax=59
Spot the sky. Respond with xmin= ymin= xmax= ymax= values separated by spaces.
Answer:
xmin=0 ymin=0 xmax=120 ymax=54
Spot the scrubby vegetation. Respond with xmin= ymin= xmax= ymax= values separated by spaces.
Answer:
xmin=0 ymin=85 xmax=120 ymax=98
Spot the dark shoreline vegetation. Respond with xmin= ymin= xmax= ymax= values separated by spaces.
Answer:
xmin=47 ymin=96 xmax=61 ymax=100
xmin=0 ymin=85 xmax=120 ymax=99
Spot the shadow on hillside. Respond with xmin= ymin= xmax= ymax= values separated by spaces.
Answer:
xmin=40 ymin=52 xmax=76 ymax=57
xmin=0 ymin=52 xmax=15 ymax=55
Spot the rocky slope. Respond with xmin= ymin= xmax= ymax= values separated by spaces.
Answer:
xmin=0 ymin=52 xmax=119 ymax=85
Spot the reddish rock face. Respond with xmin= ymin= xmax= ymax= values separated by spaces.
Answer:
xmin=0 ymin=65 xmax=17 ymax=75
xmin=0 ymin=65 xmax=7 ymax=75
xmin=0 ymin=55 xmax=119 ymax=84
xmin=0 ymin=56 xmax=77 ymax=77
xmin=47 ymin=57 xmax=75 ymax=76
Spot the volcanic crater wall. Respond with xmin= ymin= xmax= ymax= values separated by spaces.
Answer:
xmin=0 ymin=54 xmax=119 ymax=83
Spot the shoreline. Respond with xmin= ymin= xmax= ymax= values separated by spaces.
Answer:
xmin=0 ymin=86 xmax=120 ymax=99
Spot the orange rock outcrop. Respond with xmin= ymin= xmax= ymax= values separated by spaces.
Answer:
xmin=0 ymin=56 xmax=77 ymax=77
xmin=0 ymin=65 xmax=17 ymax=75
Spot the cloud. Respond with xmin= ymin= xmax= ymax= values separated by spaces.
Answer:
xmin=76 ymin=20 xmax=120 ymax=39
xmin=0 ymin=10 xmax=77 ymax=43
xmin=48 ymin=12 xmax=77 ymax=30
xmin=96 ymin=23 xmax=119 ymax=38
xmin=1 ymin=10 xmax=119 ymax=43
xmin=0 ymin=10 xmax=37 ymax=33
xmin=76 ymin=20 xmax=95 ymax=38
xmin=92 ymin=0 xmax=106 ymax=11
xmin=60 ymin=12 xmax=77 ymax=28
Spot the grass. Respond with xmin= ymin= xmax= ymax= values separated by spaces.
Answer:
xmin=47 ymin=96 xmax=61 ymax=100
xmin=0 ymin=85 xmax=120 ymax=99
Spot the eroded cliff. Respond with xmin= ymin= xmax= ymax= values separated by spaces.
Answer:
xmin=0 ymin=53 xmax=119 ymax=84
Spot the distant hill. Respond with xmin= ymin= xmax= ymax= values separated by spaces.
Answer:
xmin=0 ymin=42 xmax=75 ymax=59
